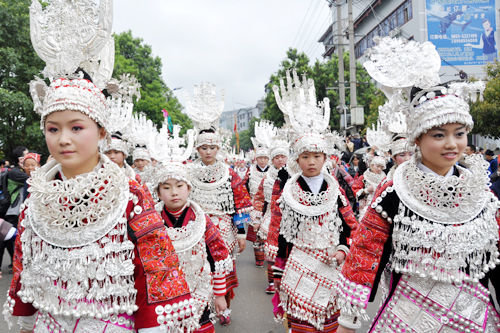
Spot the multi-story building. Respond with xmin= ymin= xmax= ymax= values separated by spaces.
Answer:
xmin=319 ymin=0 xmax=498 ymax=81
xmin=219 ymin=99 xmax=264 ymax=132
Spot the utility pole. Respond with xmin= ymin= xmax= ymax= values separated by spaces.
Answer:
xmin=348 ymin=0 xmax=357 ymax=113
xmin=334 ymin=0 xmax=346 ymax=131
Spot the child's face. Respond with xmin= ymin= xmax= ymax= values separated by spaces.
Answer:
xmin=45 ymin=110 xmax=105 ymax=178
xmin=134 ymin=159 xmax=149 ymax=171
xmin=158 ymin=179 xmax=191 ymax=211
xmin=256 ymin=156 xmax=269 ymax=168
xmin=298 ymin=152 xmax=326 ymax=177
xmin=272 ymin=154 xmax=288 ymax=169
xmin=105 ymin=149 xmax=126 ymax=168
xmin=370 ymin=163 xmax=384 ymax=174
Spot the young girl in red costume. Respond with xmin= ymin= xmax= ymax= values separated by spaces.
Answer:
xmin=152 ymin=134 xmax=233 ymax=332
xmin=184 ymin=83 xmax=253 ymax=325
xmin=3 ymin=1 xmax=195 ymax=331
xmin=271 ymin=70 xmax=358 ymax=332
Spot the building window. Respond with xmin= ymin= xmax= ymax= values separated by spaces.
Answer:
xmin=354 ymin=0 xmax=413 ymax=58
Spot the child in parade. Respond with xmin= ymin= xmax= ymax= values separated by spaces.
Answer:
xmin=153 ymin=151 xmax=233 ymax=332
xmin=351 ymin=155 xmax=386 ymax=219
xmin=184 ymin=83 xmax=253 ymax=325
xmin=271 ymin=70 xmax=358 ymax=332
xmin=252 ymin=137 xmax=289 ymax=294
xmin=104 ymin=132 xmax=141 ymax=183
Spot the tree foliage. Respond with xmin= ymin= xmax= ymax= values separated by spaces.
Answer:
xmin=113 ymin=31 xmax=191 ymax=132
xmin=0 ymin=9 xmax=192 ymax=162
xmin=470 ymin=60 xmax=500 ymax=138
xmin=261 ymin=48 xmax=379 ymax=133
xmin=0 ymin=0 xmax=46 ymax=161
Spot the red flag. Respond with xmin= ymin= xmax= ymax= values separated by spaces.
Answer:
xmin=234 ymin=114 xmax=240 ymax=153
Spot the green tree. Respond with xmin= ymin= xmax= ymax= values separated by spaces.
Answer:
xmin=470 ymin=60 xmax=500 ymax=138
xmin=0 ymin=0 xmax=46 ymax=160
xmin=364 ymin=89 xmax=386 ymax=132
xmin=113 ymin=31 xmax=191 ymax=132
xmin=262 ymin=48 xmax=379 ymax=132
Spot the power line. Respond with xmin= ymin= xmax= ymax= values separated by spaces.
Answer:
xmin=292 ymin=1 xmax=316 ymax=47
xmin=296 ymin=0 xmax=324 ymax=51
xmin=304 ymin=14 xmax=330 ymax=56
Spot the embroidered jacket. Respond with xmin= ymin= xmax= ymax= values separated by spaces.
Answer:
xmin=160 ymin=203 xmax=232 ymax=297
xmin=6 ymin=173 xmax=193 ymax=331
xmin=337 ymin=165 xmax=500 ymax=330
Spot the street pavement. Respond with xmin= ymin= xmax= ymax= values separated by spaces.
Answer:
xmin=0 ymin=242 xmax=377 ymax=332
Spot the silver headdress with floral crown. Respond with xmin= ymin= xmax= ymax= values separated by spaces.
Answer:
xmin=251 ymin=120 xmax=276 ymax=158
xmin=184 ymin=82 xmax=224 ymax=148
xmin=363 ymin=37 xmax=485 ymax=145
xmin=150 ymin=123 xmax=195 ymax=188
xmin=376 ymin=91 xmax=412 ymax=156
xmin=269 ymin=127 xmax=290 ymax=160
xmin=127 ymin=113 xmax=155 ymax=162
xmin=29 ymin=0 xmax=115 ymax=132
xmin=273 ymin=70 xmax=340 ymax=172
xmin=102 ymin=74 xmax=141 ymax=156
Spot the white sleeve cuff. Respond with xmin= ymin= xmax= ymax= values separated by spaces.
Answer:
xmin=338 ymin=313 xmax=362 ymax=330
xmin=17 ymin=314 xmax=36 ymax=331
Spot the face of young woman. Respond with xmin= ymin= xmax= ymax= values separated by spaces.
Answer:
xmin=197 ymin=145 xmax=219 ymax=165
xmin=23 ymin=158 xmax=39 ymax=177
xmin=158 ymin=179 xmax=190 ymax=211
xmin=45 ymin=110 xmax=105 ymax=179
xmin=272 ymin=154 xmax=288 ymax=169
xmin=416 ymin=123 xmax=467 ymax=176
xmin=256 ymin=156 xmax=269 ymax=169
xmin=369 ymin=163 xmax=384 ymax=174
xmin=105 ymin=149 xmax=126 ymax=168
xmin=134 ymin=159 xmax=149 ymax=171
xmin=298 ymin=152 xmax=326 ymax=177
xmin=393 ymin=152 xmax=412 ymax=166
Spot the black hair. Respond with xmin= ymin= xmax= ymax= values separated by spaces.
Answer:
xmin=199 ymin=127 xmax=216 ymax=135
xmin=75 ymin=67 xmax=110 ymax=98
xmin=467 ymin=144 xmax=477 ymax=152
xmin=112 ymin=131 xmax=123 ymax=140
xmin=12 ymin=146 xmax=28 ymax=161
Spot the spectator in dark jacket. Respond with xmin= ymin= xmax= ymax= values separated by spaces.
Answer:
xmin=485 ymin=149 xmax=498 ymax=176
xmin=1 ymin=146 xmax=28 ymax=271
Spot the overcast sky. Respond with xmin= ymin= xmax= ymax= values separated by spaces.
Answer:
xmin=113 ymin=1 xmax=331 ymax=111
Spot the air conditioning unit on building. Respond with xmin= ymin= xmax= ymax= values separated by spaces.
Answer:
xmin=389 ymin=28 xmax=401 ymax=37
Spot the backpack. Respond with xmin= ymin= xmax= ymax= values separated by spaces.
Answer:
xmin=0 ymin=171 xmax=10 ymax=218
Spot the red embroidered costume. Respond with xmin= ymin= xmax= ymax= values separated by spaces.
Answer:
xmin=4 ymin=157 xmax=196 ymax=332
xmin=159 ymin=200 xmax=233 ymax=332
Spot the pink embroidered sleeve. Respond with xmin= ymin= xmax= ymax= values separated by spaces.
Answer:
xmin=337 ymin=181 xmax=392 ymax=321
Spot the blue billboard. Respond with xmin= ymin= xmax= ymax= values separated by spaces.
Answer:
xmin=426 ymin=0 xmax=497 ymax=66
